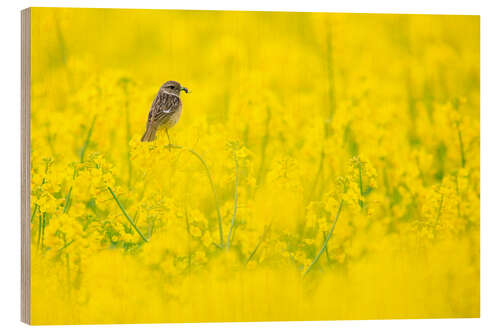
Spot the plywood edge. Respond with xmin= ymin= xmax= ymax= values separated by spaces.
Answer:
xmin=21 ymin=7 xmax=31 ymax=325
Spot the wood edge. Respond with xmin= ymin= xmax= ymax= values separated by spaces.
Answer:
xmin=21 ymin=7 xmax=31 ymax=325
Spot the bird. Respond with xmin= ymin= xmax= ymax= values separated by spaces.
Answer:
xmin=141 ymin=80 xmax=189 ymax=143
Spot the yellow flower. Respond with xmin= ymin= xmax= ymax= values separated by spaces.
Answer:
xmin=190 ymin=226 xmax=202 ymax=238
xmin=193 ymin=251 xmax=207 ymax=265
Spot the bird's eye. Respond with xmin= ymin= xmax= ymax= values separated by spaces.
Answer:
xmin=168 ymin=86 xmax=175 ymax=89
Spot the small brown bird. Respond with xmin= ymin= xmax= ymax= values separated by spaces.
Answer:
xmin=141 ymin=80 xmax=189 ymax=142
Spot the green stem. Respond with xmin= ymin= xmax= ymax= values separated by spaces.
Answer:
xmin=80 ymin=115 xmax=96 ymax=163
xmin=457 ymin=124 xmax=466 ymax=168
xmin=30 ymin=204 xmax=39 ymax=224
xmin=63 ymin=186 xmax=72 ymax=214
xmin=323 ymin=231 xmax=330 ymax=263
xmin=40 ymin=212 xmax=46 ymax=250
xmin=358 ymin=164 xmax=363 ymax=196
xmin=435 ymin=193 xmax=444 ymax=225
xmin=245 ymin=224 xmax=271 ymax=266
xmin=226 ymin=151 xmax=239 ymax=250
xmin=37 ymin=214 xmax=42 ymax=249
xmin=358 ymin=164 xmax=364 ymax=208
xmin=58 ymin=239 xmax=74 ymax=252
xmin=107 ymin=187 xmax=148 ymax=243
xmin=304 ymin=200 xmax=344 ymax=276
xmin=165 ymin=144 xmax=224 ymax=247
xmin=63 ymin=165 xmax=78 ymax=215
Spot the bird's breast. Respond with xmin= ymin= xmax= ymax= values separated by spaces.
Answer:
xmin=164 ymin=103 xmax=182 ymax=129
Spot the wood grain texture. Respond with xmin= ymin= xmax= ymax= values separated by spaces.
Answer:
xmin=21 ymin=7 xmax=31 ymax=325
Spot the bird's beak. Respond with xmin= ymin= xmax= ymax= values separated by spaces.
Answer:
xmin=181 ymin=86 xmax=189 ymax=93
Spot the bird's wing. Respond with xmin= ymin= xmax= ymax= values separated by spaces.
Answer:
xmin=148 ymin=92 xmax=180 ymax=126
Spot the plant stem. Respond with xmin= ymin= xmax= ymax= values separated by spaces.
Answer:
xmin=457 ymin=124 xmax=466 ymax=168
xmin=107 ymin=186 xmax=148 ymax=243
xmin=40 ymin=212 xmax=46 ymax=250
xmin=323 ymin=231 xmax=330 ymax=262
xmin=58 ymin=239 xmax=74 ymax=252
xmin=358 ymin=163 xmax=365 ymax=208
xmin=63 ymin=186 xmax=72 ymax=214
xmin=80 ymin=115 xmax=96 ymax=163
xmin=226 ymin=151 xmax=239 ymax=249
xmin=165 ymin=144 xmax=224 ymax=247
xmin=64 ymin=118 xmax=95 ymax=216
xmin=358 ymin=164 xmax=364 ymax=196
xmin=304 ymin=200 xmax=344 ymax=276
xmin=37 ymin=214 xmax=42 ymax=249
xmin=435 ymin=193 xmax=444 ymax=225
xmin=245 ymin=224 xmax=272 ymax=266
xmin=30 ymin=204 xmax=39 ymax=224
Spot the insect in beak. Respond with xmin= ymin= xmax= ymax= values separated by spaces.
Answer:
xmin=181 ymin=87 xmax=189 ymax=93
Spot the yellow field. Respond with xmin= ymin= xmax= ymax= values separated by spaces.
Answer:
xmin=29 ymin=8 xmax=480 ymax=324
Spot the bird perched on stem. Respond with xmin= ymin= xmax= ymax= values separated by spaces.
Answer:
xmin=141 ymin=80 xmax=189 ymax=143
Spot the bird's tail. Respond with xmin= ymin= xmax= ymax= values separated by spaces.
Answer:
xmin=141 ymin=126 xmax=157 ymax=142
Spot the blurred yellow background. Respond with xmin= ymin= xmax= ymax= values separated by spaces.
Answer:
xmin=30 ymin=8 xmax=479 ymax=324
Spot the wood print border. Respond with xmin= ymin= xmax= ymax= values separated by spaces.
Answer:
xmin=21 ymin=7 xmax=31 ymax=325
